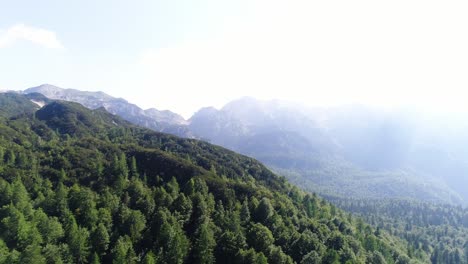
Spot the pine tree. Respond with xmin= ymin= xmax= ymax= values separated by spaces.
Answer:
xmin=0 ymin=146 xmax=4 ymax=166
xmin=192 ymin=219 xmax=216 ymax=264
xmin=65 ymin=213 xmax=90 ymax=263
xmin=91 ymin=223 xmax=110 ymax=255
xmin=112 ymin=236 xmax=136 ymax=264
xmin=142 ymin=251 xmax=157 ymax=264
xmin=19 ymin=243 xmax=46 ymax=264
xmin=240 ymin=199 xmax=251 ymax=224
xmin=130 ymin=156 xmax=138 ymax=179
xmin=90 ymin=252 xmax=101 ymax=264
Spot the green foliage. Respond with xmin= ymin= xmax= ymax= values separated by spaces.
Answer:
xmin=0 ymin=96 xmax=417 ymax=263
xmin=66 ymin=213 xmax=90 ymax=263
xmin=0 ymin=93 xmax=39 ymax=118
xmin=329 ymin=196 xmax=468 ymax=264
xmin=191 ymin=218 xmax=216 ymax=263
xmin=254 ymin=197 xmax=274 ymax=223
xmin=247 ymin=223 xmax=274 ymax=253
xmin=111 ymin=236 xmax=136 ymax=264
xmin=91 ymin=223 xmax=110 ymax=255
xmin=142 ymin=251 xmax=157 ymax=264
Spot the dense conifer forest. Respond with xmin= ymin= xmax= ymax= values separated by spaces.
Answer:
xmin=327 ymin=197 xmax=468 ymax=264
xmin=0 ymin=94 xmax=416 ymax=263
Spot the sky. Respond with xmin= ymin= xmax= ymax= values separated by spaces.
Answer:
xmin=1 ymin=0 xmax=468 ymax=118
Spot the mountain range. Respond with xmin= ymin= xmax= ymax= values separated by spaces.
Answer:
xmin=3 ymin=86 xmax=468 ymax=263
xmin=24 ymin=84 xmax=192 ymax=138
xmin=0 ymin=92 xmax=416 ymax=263
xmin=18 ymin=84 xmax=468 ymax=205
xmin=189 ymin=99 xmax=467 ymax=204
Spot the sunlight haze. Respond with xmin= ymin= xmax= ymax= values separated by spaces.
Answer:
xmin=1 ymin=0 xmax=467 ymax=118
xmin=3 ymin=2 xmax=468 ymax=262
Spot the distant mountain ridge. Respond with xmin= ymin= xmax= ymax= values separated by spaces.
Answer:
xmin=189 ymin=98 xmax=465 ymax=204
xmin=0 ymin=92 xmax=417 ymax=263
xmin=19 ymin=84 xmax=468 ymax=205
xmin=24 ymin=84 xmax=192 ymax=137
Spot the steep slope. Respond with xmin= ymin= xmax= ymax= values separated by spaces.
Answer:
xmin=0 ymin=94 xmax=416 ymax=263
xmin=16 ymin=87 xmax=467 ymax=204
xmin=189 ymin=98 xmax=334 ymax=166
xmin=0 ymin=92 xmax=40 ymax=118
xmin=24 ymin=84 xmax=191 ymax=137
xmin=189 ymin=98 xmax=463 ymax=204
xmin=35 ymin=101 xmax=129 ymax=137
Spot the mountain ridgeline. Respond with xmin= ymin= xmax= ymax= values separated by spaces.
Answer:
xmin=14 ymin=85 xmax=468 ymax=263
xmin=24 ymin=84 xmax=192 ymax=138
xmin=22 ymin=86 xmax=468 ymax=205
xmin=186 ymin=98 xmax=468 ymax=263
xmin=187 ymin=99 xmax=467 ymax=205
xmin=0 ymin=93 xmax=415 ymax=263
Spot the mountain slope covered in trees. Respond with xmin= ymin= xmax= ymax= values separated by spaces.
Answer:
xmin=188 ymin=98 xmax=464 ymax=204
xmin=24 ymin=84 xmax=192 ymax=138
xmin=327 ymin=197 xmax=468 ymax=264
xmin=0 ymin=93 xmax=417 ymax=263
xmin=22 ymin=85 xmax=468 ymax=205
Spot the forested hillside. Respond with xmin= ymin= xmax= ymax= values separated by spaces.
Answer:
xmin=22 ymin=87 xmax=468 ymax=205
xmin=328 ymin=197 xmax=468 ymax=264
xmin=0 ymin=94 xmax=416 ymax=263
xmin=24 ymin=84 xmax=192 ymax=138
xmin=188 ymin=98 xmax=466 ymax=204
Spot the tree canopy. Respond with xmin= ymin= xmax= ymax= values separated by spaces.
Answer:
xmin=0 ymin=94 xmax=417 ymax=263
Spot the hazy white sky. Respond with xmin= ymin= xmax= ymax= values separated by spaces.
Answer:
xmin=1 ymin=0 xmax=467 ymax=118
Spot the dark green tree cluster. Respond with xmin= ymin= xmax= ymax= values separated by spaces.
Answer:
xmin=328 ymin=197 xmax=468 ymax=264
xmin=0 ymin=95 xmax=416 ymax=263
